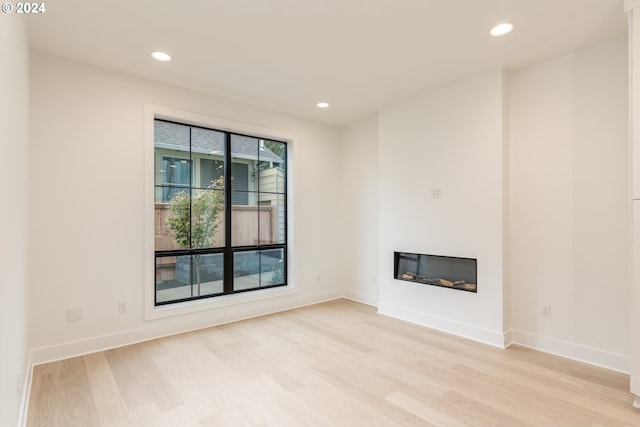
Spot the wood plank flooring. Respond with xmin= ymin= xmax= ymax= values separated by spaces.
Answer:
xmin=27 ymin=299 xmax=640 ymax=426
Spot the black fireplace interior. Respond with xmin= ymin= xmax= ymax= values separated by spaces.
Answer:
xmin=394 ymin=251 xmax=477 ymax=292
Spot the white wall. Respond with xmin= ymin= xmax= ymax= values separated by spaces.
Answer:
xmin=509 ymin=38 xmax=629 ymax=371
xmin=28 ymin=52 xmax=343 ymax=362
xmin=340 ymin=115 xmax=379 ymax=306
xmin=629 ymin=0 xmax=640 ymax=401
xmin=377 ymin=70 xmax=508 ymax=346
xmin=0 ymin=15 xmax=30 ymax=427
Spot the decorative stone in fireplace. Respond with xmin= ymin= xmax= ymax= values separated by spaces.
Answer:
xmin=394 ymin=251 xmax=477 ymax=292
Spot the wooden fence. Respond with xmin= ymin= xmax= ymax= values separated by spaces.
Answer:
xmin=155 ymin=202 xmax=278 ymax=253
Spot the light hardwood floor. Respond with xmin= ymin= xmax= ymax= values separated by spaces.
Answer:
xmin=27 ymin=299 xmax=640 ymax=426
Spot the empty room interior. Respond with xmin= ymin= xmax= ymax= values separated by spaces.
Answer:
xmin=4 ymin=0 xmax=640 ymax=425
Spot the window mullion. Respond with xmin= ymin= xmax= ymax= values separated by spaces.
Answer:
xmin=223 ymin=133 xmax=233 ymax=294
xmin=188 ymin=127 xmax=193 ymax=250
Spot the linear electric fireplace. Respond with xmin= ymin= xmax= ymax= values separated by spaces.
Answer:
xmin=394 ymin=251 xmax=477 ymax=292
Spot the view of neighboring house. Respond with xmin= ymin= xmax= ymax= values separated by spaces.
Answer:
xmin=153 ymin=119 xmax=285 ymax=207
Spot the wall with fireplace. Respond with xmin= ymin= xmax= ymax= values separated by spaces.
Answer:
xmin=377 ymin=69 xmax=508 ymax=346
xmin=371 ymin=38 xmax=628 ymax=370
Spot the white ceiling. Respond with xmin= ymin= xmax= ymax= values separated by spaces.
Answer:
xmin=27 ymin=0 xmax=627 ymax=126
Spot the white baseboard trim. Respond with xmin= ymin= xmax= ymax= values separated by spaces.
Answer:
xmin=17 ymin=351 xmax=33 ymax=427
xmin=503 ymin=329 xmax=513 ymax=348
xmin=342 ymin=289 xmax=378 ymax=307
xmin=509 ymin=329 xmax=630 ymax=374
xmin=377 ymin=302 xmax=507 ymax=348
xmin=30 ymin=290 xmax=342 ymax=366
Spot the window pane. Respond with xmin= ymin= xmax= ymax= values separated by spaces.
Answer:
xmin=230 ymin=135 xmax=256 ymax=192
xmin=260 ymin=248 xmax=285 ymax=286
xmin=155 ymin=155 xmax=192 ymax=202
xmin=155 ymin=120 xmax=190 ymax=148
xmin=154 ymin=122 xmax=190 ymax=188
xmin=258 ymin=193 xmax=285 ymax=244
xmin=231 ymin=194 xmax=285 ymax=246
xmin=158 ymin=185 xmax=190 ymax=205
xmin=231 ymin=134 xmax=258 ymax=160
xmin=259 ymin=140 xmax=286 ymax=175
xmin=234 ymin=250 xmax=260 ymax=291
xmin=231 ymin=193 xmax=259 ymax=246
xmin=233 ymin=249 xmax=285 ymax=292
xmin=191 ymin=188 xmax=225 ymax=249
xmin=231 ymin=162 xmax=250 ymax=197
xmin=192 ymin=127 xmax=225 ymax=189
xmin=156 ymin=255 xmax=192 ymax=304
xmin=162 ymin=157 xmax=191 ymax=185
xmin=257 ymin=160 xmax=285 ymax=193
xmin=161 ymin=189 xmax=191 ymax=249
xmin=200 ymin=159 xmax=224 ymax=190
xmin=191 ymin=127 xmax=224 ymax=154
xmin=155 ymin=200 xmax=185 ymax=251
xmin=192 ymin=253 xmax=224 ymax=297
xmin=156 ymin=254 xmax=224 ymax=304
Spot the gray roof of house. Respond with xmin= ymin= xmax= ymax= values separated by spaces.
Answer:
xmin=154 ymin=120 xmax=284 ymax=163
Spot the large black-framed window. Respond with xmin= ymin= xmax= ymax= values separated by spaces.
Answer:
xmin=153 ymin=119 xmax=287 ymax=305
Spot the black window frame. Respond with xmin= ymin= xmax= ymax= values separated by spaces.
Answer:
xmin=154 ymin=118 xmax=288 ymax=306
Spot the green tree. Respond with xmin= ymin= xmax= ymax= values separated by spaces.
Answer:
xmin=166 ymin=177 xmax=224 ymax=294
xmin=264 ymin=140 xmax=285 ymax=159
xmin=257 ymin=140 xmax=286 ymax=171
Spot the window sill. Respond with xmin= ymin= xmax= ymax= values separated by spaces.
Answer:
xmin=144 ymin=283 xmax=298 ymax=321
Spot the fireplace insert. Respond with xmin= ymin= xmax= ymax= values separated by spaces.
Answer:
xmin=394 ymin=251 xmax=477 ymax=292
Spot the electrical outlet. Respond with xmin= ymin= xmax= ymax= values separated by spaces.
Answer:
xmin=542 ymin=305 xmax=551 ymax=318
xmin=431 ymin=188 xmax=441 ymax=198
xmin=118 ymin=301 xmax=128 ymax=313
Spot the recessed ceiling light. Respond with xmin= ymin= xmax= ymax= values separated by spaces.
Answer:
xmin=490 ymin=22 xmax=515 ymax=37
xmin=151 ymin=51 xmax=172 ymax=61
xmin=316 ymin=102 xmax=329 ymax=108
